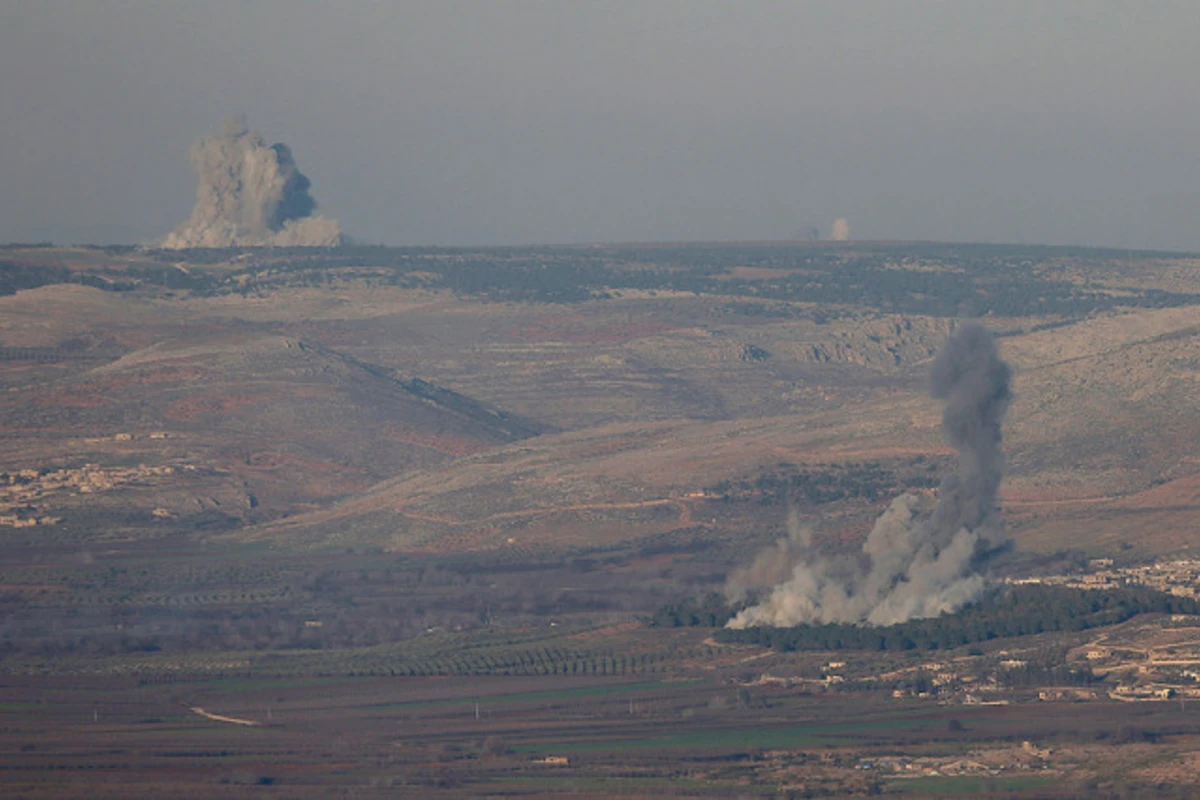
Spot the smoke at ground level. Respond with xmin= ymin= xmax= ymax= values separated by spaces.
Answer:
xmin=727 ymin=323 xmax=1011 ymax=628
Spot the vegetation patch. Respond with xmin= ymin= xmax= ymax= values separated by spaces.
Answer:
xmin=655 ymin=585 xmax=1200 ymax=654
xmin=887 ymin=773 xmax=1058 ymax=795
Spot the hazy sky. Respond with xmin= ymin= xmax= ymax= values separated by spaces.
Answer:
xmin=2 ymin=1 xmax=1199 ymax=249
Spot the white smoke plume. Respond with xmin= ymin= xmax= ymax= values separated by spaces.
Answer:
xmin=830 ymin=218 xmax=851 ymax=241
xmin=162 ymin=116 xmax=342 ymax=248
xmin=727 ymin=323 xmax=1012 ymax=629
xmin=724 ymin=507 xmax=811 ymax=604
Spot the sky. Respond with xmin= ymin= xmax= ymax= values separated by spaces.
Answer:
xmin=1 ymin=1 xmax=1199 ymax=250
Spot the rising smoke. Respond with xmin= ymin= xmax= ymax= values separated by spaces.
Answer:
xmin=162 ymin=116 xmax=342 ymax=248
xmin=830 ymin=218 xmax=851 ymax=242
xmin=726 ymin=323 xmax=1012 ymax=628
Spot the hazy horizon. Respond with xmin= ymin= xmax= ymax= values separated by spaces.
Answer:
xmin=3 ymin=1 xmax=1199 ymax=250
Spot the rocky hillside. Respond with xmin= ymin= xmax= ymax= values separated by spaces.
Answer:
xmin=2 ymin=243 xmax=1198 ymax=557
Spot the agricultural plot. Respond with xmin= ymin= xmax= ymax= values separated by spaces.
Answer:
xmin=4 ymin=672 xmax=1200 ymax=797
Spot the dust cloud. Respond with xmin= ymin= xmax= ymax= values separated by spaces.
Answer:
xmin=162 ymin=116 xmax=342 ymax=248
xmin=727 ymin=323 xmax=1012 ymax=628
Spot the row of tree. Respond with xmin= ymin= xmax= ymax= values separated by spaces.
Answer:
xmin=10 ymin=243 xmax=1200 ymax=318
xmin=656 ymin=585 xmax=1200 ymax=652
xmin=137 ymin=243 xmax=1200 ymax=318
xmin=707 ymin=459 xmax=941 ymax=507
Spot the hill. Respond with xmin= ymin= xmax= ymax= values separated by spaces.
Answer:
xmin=6 ymin=242 xmax=1200 ymax=798
xmin=0 ymin=243 xmax=1198 ymax=557
xmin=0 ymin=289 xmax=543 ymax=538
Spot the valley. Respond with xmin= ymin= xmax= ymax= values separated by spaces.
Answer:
xmin=2 ymin=241 xmax=1200 ymax=796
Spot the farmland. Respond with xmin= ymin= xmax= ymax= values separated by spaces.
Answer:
xmin=6 ymin=663 xmax=1200 ymax=797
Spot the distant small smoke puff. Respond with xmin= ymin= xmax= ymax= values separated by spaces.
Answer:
xmin=726 ymin=323 xmax=1012 ymax=628
xmin=830 ymin=218 xmax=851 ymax=241
xmin=162 ymin=116 xmax=342 ymax=248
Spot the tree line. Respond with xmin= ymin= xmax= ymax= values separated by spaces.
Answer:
xmin=139 ymin=243 xmax=1200 ymax=318
xmin=655 ymin=584 xmax=1200 ymax=652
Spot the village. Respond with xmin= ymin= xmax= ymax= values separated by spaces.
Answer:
xmin=729 ymin=555 xmax=1200 ymax=718
xmin=1010 ymin=557 xmax=1200 ymax=599
xmin=854 ymin=739 xmax=1058 ymax=782
xmin=0 ymin=435 xmax=185 ymax=527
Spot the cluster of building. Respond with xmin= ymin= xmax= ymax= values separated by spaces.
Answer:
xmin=0 ymin=512 xmax=61 ymax=528
xmin=856 ymin=741 xmax=1052 ymax=778
xmin=1008 ymin=557 xmax=1200 ymax=598
xmin=0 ymin=459 xmax=187 ymax=527
xmin=1109 ymin=684 xmax=1184 ymax=701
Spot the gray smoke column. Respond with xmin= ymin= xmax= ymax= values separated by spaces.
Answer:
xmin=162 ymin=116 xmax=342 ymax=248
xmin=726 ymin=323 xmax=1011 ymax=628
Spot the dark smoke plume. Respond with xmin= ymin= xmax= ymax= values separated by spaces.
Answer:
xmin=727 ymin=323 xmax=1011 ymax=628
xmin=162 ymin=116 xmax=342 ymax=248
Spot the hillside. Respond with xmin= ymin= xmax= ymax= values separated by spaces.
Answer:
xmin=0 ymin=293 xmax=543 ymax=538
xmin=0 ymin=243 xmax=1198 ymax=558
